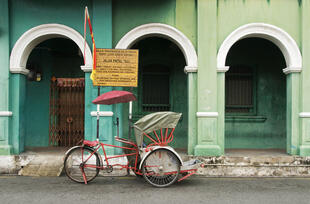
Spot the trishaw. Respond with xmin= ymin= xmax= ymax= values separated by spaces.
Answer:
xmin=64 ymin=90 xmax=200 ymax=187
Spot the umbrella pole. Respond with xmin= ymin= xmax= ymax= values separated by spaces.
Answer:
xmin=96 ymin=87 xmax=100 ymax=140
xmin=128 ymin=101 xmax=132 ymax=140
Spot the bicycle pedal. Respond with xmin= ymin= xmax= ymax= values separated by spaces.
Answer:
xmin=104 ymin=165 xmax=113 ymax=173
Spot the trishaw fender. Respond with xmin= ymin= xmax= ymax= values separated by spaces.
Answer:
xmin=139 ymin=146 xmax=183 ymax=170
xmin=65 ymin=145 xmax=82 ymax=156
xmin=64 ymin=146 xmax=103 ymax=168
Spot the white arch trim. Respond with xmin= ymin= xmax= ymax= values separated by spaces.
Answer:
xmin=10 ymin=24 xmax=93 ymax=75
xmin=115 ymin=23 xmax=198 ymax=73
xmin=217 ymin=23 xmax=302 ymax=74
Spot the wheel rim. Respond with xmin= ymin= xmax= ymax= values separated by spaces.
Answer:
xmin=64 ymin=147 xmax=99 ymax=183
xmin=142 ymin=149 xmax=180 ymax=187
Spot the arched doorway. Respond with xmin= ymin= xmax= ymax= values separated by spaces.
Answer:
xmin=217 ymin=23 xmax=302 ymax=155
xmin=116 ymin=23 xmax=197 ymax=152
xmin=25 ymin=38 xmax=84 ymax=148
xmin=129 ymin=37 xmax=187 ymax=149
xmin=225 ymin=38 xmax=286 ymax=151
xmin=10 ymin=24 xmax=92 ymax=153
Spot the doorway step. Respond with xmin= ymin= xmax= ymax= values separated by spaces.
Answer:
xmin=191 ymin=149 xmax=310 ymax=177
xmin=18 ymin=147 xmax=67 ymax=176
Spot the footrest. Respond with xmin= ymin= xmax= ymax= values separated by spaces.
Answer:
xmin=180 ymin=159 xmax=201 ymax=171
xmin=114 ymin=136 xmax=137 ymax=147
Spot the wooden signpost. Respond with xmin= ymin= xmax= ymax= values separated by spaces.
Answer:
xmin=93 ymin=48 xmax=139 ymax=87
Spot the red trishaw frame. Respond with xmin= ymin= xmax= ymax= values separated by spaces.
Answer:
xmin=79 ymin=126 xmax=197 ymax=184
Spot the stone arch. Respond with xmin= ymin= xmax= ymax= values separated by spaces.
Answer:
xmin=10 ymin=24 xmax=93 ymax=75
xmin=116 ymin=23 xmax=198 ymax=154
xmin=217 ymin=23 xmax=302 ymax=73
xmin=116 ymin=23 xmax=197 ymax=72
xmin=217 ymin=23 xmax=302 ymax=155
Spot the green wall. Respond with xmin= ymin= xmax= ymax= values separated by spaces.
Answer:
xmin=217 ymin=0 xmax=301 ymax=48
xmin=196 ymin=0 xmax=301 ymax=155
xmin=5 ymin=0 xmax=310 ymax=156
xmin=124 ymin=37 xmax=188 ymax=149
xmin=0 ymin=0 xmax=11 ymax=154
xmin=112 ymin=0 xmax=176 ymax=46
xmin=9 ymin=0 xmax=93 ymax=50
xmin=225 ymin=38 xmax=286 ymax=149
xmin=112 ymin=0 xmax=195 ymax=149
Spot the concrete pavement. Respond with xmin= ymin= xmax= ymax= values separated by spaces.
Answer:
xmin=1 ymin=148 xmax=310 ymax=177
xmin=0 ymin=176 xmax=310 ymax=204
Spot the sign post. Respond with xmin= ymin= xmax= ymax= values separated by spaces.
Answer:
xmin=93 ymin=48 xmax=139 ymax=146
xmin=93 ymin=49 xmax=139 ymax=87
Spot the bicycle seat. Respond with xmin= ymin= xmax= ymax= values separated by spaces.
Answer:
xmin=83 ymin=140 xmax=99 ymax=147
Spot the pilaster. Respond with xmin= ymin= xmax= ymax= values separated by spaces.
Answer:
xmin=10 ymin=74 xmax=27 ymax=154
xmin=0 ymin=0 xmax=12 ymax=155
xmin=176 ymin=0 xmax=198 ymax=155
xmin=84 ymin=0 xmax=115 ymax=154
xmin=286 ymin=73 xmax=300 ymax=155
xmin=195 ymin=0 xmax=222 ymax=156
xmin=299 ymin=0 xmax=310 ymax=156
xmin=187 ymin=72 xmax=197 ymax=155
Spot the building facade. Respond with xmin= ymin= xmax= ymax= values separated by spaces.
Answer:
xmin=1 ymin=0 xmax=310 ymax=156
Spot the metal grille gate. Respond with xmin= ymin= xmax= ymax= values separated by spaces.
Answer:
xmin=49 ymin=77 xmax=85 ymax=147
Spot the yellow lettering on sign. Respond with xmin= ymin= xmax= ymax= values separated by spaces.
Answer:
xmin=93 ymin=49 xmax=139 ymax=87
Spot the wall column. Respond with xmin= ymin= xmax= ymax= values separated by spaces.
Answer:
xmin=286 ymin=72 xmax=300 ymax=155
xmin=0 ymin=0 xmax=13 ymax=155
xmin=84 ymin=0 xmax=115 ymax=154
xmin=10 ymin=75 xmax=27 ymax=154
xmin=187 ymin=71 xmax=198 ymax=155
xmin=195 ymin=0 xmax=222 ymax=156
xmin=298 ymin=0 xmax=310 ymax=156
xmin=176 ymin=0 xmax=197 ymax=155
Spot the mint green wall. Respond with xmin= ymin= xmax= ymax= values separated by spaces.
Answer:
xmin=217 ymin=0 xmax=300 ymax=48
xmin=24 ymin=39 xmax=83 ymax=147
xmin=299 ymin=0 xmax=310 ymax=156
xmin=196 ymin=0 xmax=301 ymax=155
xmin=217 ymin=0 xmax=300 ymax=153
xmin=225 ymin=38 xmax=286 ymax=149
xmin=195 ymin=0 xmax=221 ymax=156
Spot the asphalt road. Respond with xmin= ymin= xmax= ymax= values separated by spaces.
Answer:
xmin=0 ymin=176 xmax=310 ymax=204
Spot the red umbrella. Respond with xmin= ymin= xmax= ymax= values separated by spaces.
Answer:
xmin=92 ymin=90 xmax=136 ymax=105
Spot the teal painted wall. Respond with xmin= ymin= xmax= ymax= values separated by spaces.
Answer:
xmin=112 ymin=0 xmax=194 ymax=149
xmin=24 ymin=39 xmax=84 ymax=147
xmin=0 ymin=0 xmax=11 ymax=154
xmin=9 ymin=0 xmax=93 ymax=50
xmin=112 ymin=0 xmax=176 ymax=47
xmin=225 ymin=38 xmax=286 ymax=149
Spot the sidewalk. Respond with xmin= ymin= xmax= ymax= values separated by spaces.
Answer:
xmin=1 ymin=147 xmax=310 ymax=177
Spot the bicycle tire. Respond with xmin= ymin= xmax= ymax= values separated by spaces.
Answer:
xmin=64 ymin=146 xmax=100 ymax=183
xmin=142 ymin=149 xmax=180 ymax=187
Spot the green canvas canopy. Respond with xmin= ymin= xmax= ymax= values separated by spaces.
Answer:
xmin=133 ymin=112 xmax=182 ymax=148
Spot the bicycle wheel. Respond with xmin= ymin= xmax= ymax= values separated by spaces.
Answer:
xmin=64 ymin=146 xmax=100 ymax=183
xmin=142 ymin=149 xmax=180 ymax=187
